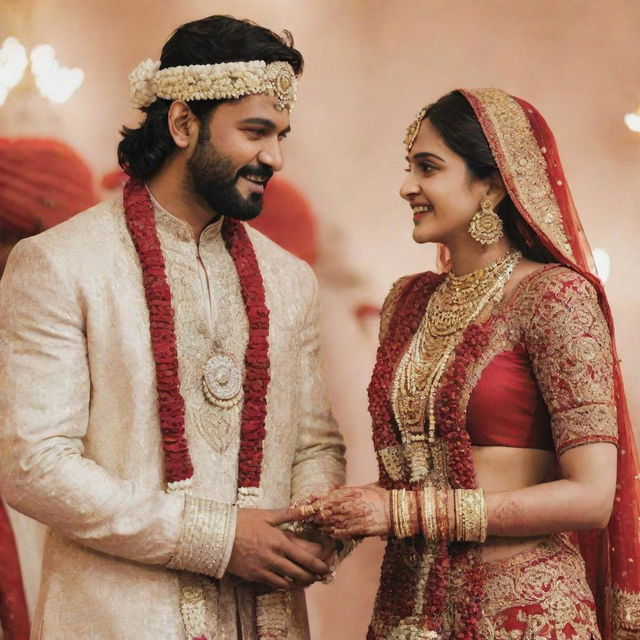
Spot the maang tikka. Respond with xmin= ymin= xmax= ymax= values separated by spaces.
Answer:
xmin=469 ymin=198 xmax=504 ymax=245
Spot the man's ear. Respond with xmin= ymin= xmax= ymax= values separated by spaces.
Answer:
xmin=167 ymin=101 xmax=197 ymax=149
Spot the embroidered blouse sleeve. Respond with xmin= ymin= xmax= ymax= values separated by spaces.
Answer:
xmin=379 ymin=275 xmax=412 ymax=344
xmin=0 ymin=238 xmax=232 ymax=579
xmin=523 ymin=268 xmax=617 ymax=455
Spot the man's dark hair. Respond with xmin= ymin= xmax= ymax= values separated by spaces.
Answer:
xmin=117 ymin=15 xmax=303 ymax=180
xmin=425 ymin=90 xmax=554 ymax=263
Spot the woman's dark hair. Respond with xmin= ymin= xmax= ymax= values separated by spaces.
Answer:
xmin=118 ymin=15 xmax=304 ymax=180
xmin=425 ymin=90 xmax=554 ymax=262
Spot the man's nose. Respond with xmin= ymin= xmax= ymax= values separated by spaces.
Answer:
xmin=257 ymin=139 xmax=283 ymax=172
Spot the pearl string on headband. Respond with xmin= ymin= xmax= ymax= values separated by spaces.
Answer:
xmin=129 ymin=59 xmax=297 ymax=111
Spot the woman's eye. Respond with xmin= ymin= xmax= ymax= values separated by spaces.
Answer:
xmin=245 ymin=129 xmax=263 ymax=139
xmin=419 ymin=163 xmax=435 ymax=174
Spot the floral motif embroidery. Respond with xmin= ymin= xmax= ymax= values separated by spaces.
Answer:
xmin=476 ymin=535 xmax=600 ymax=640
xmin=607 ymin=586 xmax=640 ymax=635
xmin=522 ymin=267 xmax=617 ymax=454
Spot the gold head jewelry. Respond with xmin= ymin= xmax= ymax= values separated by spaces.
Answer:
xmin=469 ymin=198 xmax=504 ymax=245
xmin=404 ymin=107 xmax=427 ymax=151
xmin=129 ymin=59 xmax=297 ymax=111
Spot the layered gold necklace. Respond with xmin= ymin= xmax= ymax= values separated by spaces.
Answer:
xmin=392 ymin=248 xmax=521 ymax=483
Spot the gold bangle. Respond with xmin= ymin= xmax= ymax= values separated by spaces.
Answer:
xmin=435 ymin=488 xmax=448 ymax=541
xmin=391 ymin=489 xmax=399 ymax=538
xmin=399 ymin=489 xmax=411 ymax=538
xmin=454 ymin=489 xmax=465 ymax=542
xmin=421 ymin=486 xmax=438 ymax=541
xmin=454 ymin=489 xmax=488 ymax=542
xmin=479 ymin=489 xmax=488 ymax=542
xmin=393 ymin=489 xmax=403 ymax=538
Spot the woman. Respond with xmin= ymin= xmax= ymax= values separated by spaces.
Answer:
xmin=307 ymin=89 xmax=640 ymax=639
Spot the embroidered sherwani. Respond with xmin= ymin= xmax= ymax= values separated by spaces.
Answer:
xmin=0 ymin=197 xmax=346 ymax=640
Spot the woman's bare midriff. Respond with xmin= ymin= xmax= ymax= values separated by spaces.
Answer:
xmin=472 ymin=445 xmax=557 ymax=562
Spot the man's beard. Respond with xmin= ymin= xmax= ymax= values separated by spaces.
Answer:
xmin=185 ymin=134 xmax=272 ymax=221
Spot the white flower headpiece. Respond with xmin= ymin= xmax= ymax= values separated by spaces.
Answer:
xmin=128 ymin=59 xmax=297 ymax=111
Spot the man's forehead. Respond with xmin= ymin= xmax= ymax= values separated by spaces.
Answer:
xmin=220 ymin=94 xmax=291 ymax=128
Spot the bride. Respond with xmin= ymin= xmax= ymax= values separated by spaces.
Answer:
xmin=306 ymin=89 xmax=640 ymax=639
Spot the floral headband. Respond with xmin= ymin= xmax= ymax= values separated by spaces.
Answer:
xmin=128 ymin=59 xmax=297 ymax=111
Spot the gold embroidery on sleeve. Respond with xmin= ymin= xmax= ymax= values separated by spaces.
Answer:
xmin=379 ymin=276 xmax=413 ymax=344
xmin=523 ymin=268 xmax=617 ymax=453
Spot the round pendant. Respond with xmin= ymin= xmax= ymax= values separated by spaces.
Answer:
xmin=202 ymin=353 xmax=242 ymax=407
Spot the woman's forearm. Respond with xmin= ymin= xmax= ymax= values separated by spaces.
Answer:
xmin=486 ymin=477 xmax=613 ymax=537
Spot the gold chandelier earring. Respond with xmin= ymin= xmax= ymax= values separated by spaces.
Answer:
xmin=468 ymin=198 xmax=504 ymax=245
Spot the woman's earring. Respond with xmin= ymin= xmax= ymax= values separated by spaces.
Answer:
xmin=468 ymin=198 xmax=504 ymax=245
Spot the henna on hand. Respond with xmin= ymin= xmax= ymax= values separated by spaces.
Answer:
xmin=306 ymin=485 xmax=391 ymax=538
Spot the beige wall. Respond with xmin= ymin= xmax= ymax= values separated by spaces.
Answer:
xmin=1 ymin=1 xmax=639 ymax=637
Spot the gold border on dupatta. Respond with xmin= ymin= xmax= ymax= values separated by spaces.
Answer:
xmin=461 ymin=88 xmax=575 ymax=264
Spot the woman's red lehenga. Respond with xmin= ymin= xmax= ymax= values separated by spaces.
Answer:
xmin=368 ymin=89 xmax=639 ymax=639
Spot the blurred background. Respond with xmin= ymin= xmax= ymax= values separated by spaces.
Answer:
xmin=1 ymin=0 xmax=639 ymax=637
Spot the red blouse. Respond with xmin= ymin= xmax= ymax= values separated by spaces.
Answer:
xmin=466 ymin=345 xmax=554 ymax=450
xmin=459 ymin=265 xmax=617 ymax=454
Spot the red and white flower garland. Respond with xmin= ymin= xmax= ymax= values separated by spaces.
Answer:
xmin=367 ymin=271 xmax=486 ymax=639
xmin=123 ymin=177 xmax=279 ymax=639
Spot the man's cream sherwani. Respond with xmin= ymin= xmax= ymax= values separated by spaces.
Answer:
xmin=0 ymin=197 xmax=346 ymax=640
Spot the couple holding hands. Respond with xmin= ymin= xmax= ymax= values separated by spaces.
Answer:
xmin=0 ymin=13 xmax=638 ymax=640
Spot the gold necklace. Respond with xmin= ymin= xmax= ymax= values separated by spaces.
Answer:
xmin=391 ymin=249 xmax=521 ymax=483
xmin=426 ymin=249 xmax=521 ymax=337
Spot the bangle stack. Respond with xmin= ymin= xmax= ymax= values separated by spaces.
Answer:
xmin=390 ymin=487 xmax=487 ymax=542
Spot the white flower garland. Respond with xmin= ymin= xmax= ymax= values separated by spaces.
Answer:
xmin=128 ymin=59 xmax=297 ymax=111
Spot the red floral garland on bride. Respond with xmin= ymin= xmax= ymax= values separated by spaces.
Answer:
xmin=366 ymin=272 xmax=487 ymax=639
xmin=122 ymin=176 xmax=270 ymax=489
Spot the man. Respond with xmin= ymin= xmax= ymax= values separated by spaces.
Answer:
xmin=0 ymin=16 xmax=346 ymax=640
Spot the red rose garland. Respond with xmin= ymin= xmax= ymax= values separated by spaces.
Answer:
xmin=123 ymin=178 xmax=192 ymax=484
xmin=221 ymin=210 xmax=271 ymax=488
xmin=123 ymin=177 xmax=271 ymax=489
xmin=123 ymin=178 xmax=272 ymax=639
xmin=367 ymin=272 xmax=488 ymax=639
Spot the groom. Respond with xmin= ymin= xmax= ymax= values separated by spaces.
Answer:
xmin=0 ymin=15 xmax=345 ymax=640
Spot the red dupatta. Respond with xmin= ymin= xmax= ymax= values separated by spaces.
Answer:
xmin=457 ymin=88 xmax=640 ymax=639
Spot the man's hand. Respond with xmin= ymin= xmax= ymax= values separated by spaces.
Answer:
xmin=227 ymin=507 xmax=331 ymax=590
xmin=285 ymin=530 xmax=337 ymax=565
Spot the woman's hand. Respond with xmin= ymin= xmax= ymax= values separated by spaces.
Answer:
xmin=308 ymin=484 xmax=390 ymax=539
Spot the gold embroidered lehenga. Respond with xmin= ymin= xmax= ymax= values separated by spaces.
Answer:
xmin=366 ymin=89 xmax=640 ymax=639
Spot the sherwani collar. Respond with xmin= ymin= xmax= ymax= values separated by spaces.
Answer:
xmin=146 ymin=186 xmax=224 ymax=247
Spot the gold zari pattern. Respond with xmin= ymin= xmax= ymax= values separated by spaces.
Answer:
xmin=464 ymin=88 xmax=574 ymax=262
xmin=476 ymin=535 xmax=601 ymax=640
xmin=608 ymin=587 xmax=640 ymax=636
